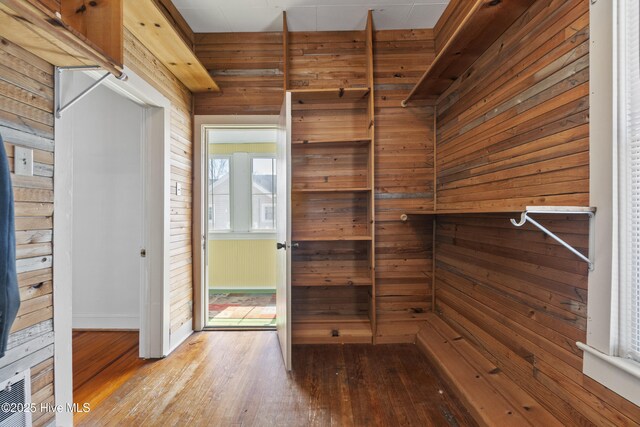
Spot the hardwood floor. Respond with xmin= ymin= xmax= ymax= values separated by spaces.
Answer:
xmin=73 ymin=331 xmax=150 ymax=424
xmin=74 ymin=331 xmax=476 ymax=426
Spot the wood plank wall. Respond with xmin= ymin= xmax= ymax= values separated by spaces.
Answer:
xmin=434 ymin=215 xmax=640 ymax=426
xmin=432 ymin=0 xmax=640 ymax=424
xmin=0 ymin=36 xmax=55 ymax=427
xmin=435 ymin=0 xmax=589 ymax=212
xmin=123 ymin=28 xmax=194 ymax=340
xmin=0 ymin=28 xmax=194 ymax=425
xmin=194 ymin=32 xmax=283 ymax=115
xmin=433 ymin=0 xmax=476 ymax=54
xmin=193 ymin=29 xmax=437 ymax=342
xmin=373 ymin=30 xmax=435 ymax=343
xmin=289 ymin=31 xmax=367 ymax=89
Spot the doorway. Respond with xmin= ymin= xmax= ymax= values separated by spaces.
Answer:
xmin=205 ymin=127 xmax=277 ymax=328
xmin=53 ymin=67 xmax=172 ymax=421
xmin=194 ymin=109 xmax=291 ymax=369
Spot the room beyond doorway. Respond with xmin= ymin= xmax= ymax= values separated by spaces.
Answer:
xmin=206 ymin=126 xmax=278 ymax=329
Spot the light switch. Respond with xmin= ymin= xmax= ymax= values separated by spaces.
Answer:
xmin=176 ymin=182 xmax=182 ymax=196
xmin=14 ymin=147 xmax=33 ymax=176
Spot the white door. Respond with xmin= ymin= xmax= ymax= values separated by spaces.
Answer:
xmin=276 ymin=92 xmax=292 ymax=370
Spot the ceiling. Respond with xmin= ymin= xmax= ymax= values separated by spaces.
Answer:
xmin=173 ymin=0 xmax=450 ymax=33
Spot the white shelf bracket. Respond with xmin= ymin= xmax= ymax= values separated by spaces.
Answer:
xmin=510 ymin=207 xmax=595 ymax=271
xmin=55 ymin=66 xmax=128 ymax=119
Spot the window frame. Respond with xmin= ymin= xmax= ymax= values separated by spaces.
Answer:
xmin=584 ymin=0 xmax=640 ymax=406
xmin=250 ymin=154 xmax=277 ymax=232
xmin=208 ymin=154 xmax=232 ymax=232
xmin=207 ymin=151 xmax=276 ymax=240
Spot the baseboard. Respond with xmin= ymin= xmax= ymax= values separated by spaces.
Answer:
xmin=72 ymin=314 xmax=139 ymax=330
xmin=169 ymin=320 xmax=193 ymax=354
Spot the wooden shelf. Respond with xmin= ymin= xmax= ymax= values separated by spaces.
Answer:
xmin=293 ymin=235 xmax=372 ymax=242
xmin=292 ymin=314 xmax=372 ymax=345
xmin=403 ymin=0 xmax=535 ymax=103
xmin=292 ymin=187 xmax=371 ymax=194
xmin=292 ymin=274 xmax=372 ymax=287
xmin=290 ymin=87 xmax=370 ymax=103
xmin=293 ymin=314 xmax=370 ymax=324
xmin=0 ymin=0 xmax=124 ymax=77
xmin=292 ymin=137 xmax=372 ymax=146
xmin=404 ymin=206 xmax=596 ymax=216
xmin=124 ymin=0 xmax=219 ymax=92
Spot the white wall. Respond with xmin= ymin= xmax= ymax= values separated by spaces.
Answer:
xmin=67 ymin=73 xmax=144 ymax=329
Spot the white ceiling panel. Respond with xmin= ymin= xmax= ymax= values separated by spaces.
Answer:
xmin=178 ymin=6 xmax=232 ymax=33
xmin=370 ymin=5 xmax=414 ymax=30
xmin=173 ymin=0 xmax=268 ymax=8
xmin=284 ymin=7 xmax=317 ymax=31
xmin=406 ymin=3 xmax=449 ymax=29
xmin=174 ymin=0 xmax=450 ymax=32
xmin=315 ymin=6 xmax=369 ymax=31
xmin=218 ymin=5 xmax=284 ymax=32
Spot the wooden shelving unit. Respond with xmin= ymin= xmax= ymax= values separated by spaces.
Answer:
xmin=289 ymin=11 xmax=376 ymax=345
xmin=402 ymin=0 xmax=535 ymax=105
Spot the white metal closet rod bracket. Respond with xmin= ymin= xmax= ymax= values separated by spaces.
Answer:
xmin=510 ymin=207 xmax=595 ymax=271
xmin=55 ymin=66 xmax=129 ymax=119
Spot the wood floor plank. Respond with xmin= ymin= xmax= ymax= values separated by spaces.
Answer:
xmin=74 ymin=331 xmax=476 ymax=426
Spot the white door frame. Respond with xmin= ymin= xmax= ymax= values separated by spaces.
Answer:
xmin=53 ymin=66 xmax=171 ymax=426
xmin=193 ymin=115 xmax=278 ymax=331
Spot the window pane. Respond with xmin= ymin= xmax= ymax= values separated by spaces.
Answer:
xmin=209 ymin=157 xmax=231 ymax=231
xmin=252 ymin=158 xmax=276 ymax=230
xmin=620 ymin=0 xmax=640 ymax=362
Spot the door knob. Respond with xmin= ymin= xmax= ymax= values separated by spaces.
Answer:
xmin=276 ymin=242 xmax=286 ymax=250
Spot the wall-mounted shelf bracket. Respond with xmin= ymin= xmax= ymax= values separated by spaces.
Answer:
xmin=55 ymin=66 xmax=128 ymax=119
xmin=510 ymin=206 xmax=596 ymax=271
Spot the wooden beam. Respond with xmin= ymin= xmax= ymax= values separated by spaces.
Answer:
xmin=124 ymin=0 xmax=219 ymax=92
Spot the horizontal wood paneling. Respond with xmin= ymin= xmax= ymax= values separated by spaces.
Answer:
xmin=374 ymin=29 xmax=435 ymax=342
xmin=194 ymin=32 xmax=283 ymax=115
xmin=0 ymin=36 xmax=55 ymax=427
xmin=289 ymin=31 xmax=367 ymax=90
xmin=123 ymin=29 xmax=194 ymax=337
xmin=435 ymin=0 xmax=589 ymax=212
xmin=434 ymin=214 xmax=640 ymax=426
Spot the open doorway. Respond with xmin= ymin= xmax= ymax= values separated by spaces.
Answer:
xmin=205 ymin=127 xmax=277 ymax=328
xmin=53 ymin=67 xmax=172 ymax=420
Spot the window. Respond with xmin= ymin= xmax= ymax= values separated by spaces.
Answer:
xmin=252 ymin=157 xmax=276 ymax=231
xmin=207 ymin=152 xmax=276 ymax=237
xmin=583 ymin=0 xmax=640 ymax=406
xmin=618 ymin=0 xmax=640 ymax=363
xmin=209 ymin=156 xmax=231 ymax=231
